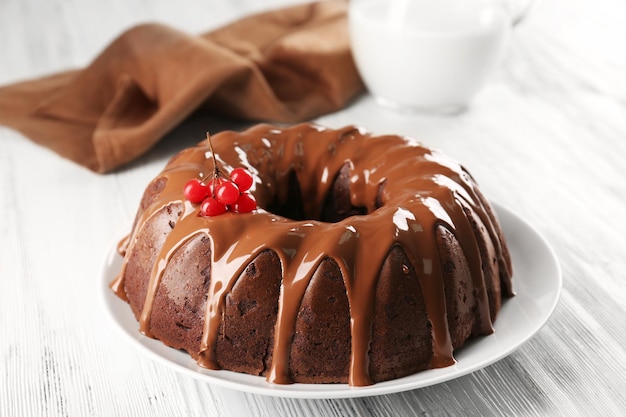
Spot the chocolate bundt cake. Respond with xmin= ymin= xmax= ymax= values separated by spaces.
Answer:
xmin=110 ymin=123 xmax=513 ymax=386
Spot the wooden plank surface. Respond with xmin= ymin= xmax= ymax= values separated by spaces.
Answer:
xmin=1 ymin=0 xmax=625 ymax=415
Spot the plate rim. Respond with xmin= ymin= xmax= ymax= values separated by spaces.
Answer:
xmin=100 ymin=202 xmax=562 ymax=399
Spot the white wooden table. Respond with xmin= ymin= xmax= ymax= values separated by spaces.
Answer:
xmin=2 ymin=0 xmax=625 ymax=415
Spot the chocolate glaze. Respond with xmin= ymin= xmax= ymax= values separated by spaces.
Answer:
xmin=111 ymin=123 xmax=513 ymax=386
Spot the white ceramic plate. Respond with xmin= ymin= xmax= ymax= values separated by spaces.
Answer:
xmin=100 ymin=204 xmax=561 ymax=399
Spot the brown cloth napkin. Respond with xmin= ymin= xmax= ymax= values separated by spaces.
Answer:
xmin=0 ymin=1 xmax=363 ymax=173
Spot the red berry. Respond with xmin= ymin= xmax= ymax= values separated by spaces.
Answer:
xmin=184 ymin=179 xmax=208 ymax=203
xmin=216 ymin=181 xmax=240 ymax=205
xmin=208 ymin=177 xmax=225 ymax=196
xmin=232 ymin=192 xmax=257 ymax=213
xmin=200 ymin=196 xmax=227 ymax=216
xmin=230 ymin=168 xmax=254 ymax=192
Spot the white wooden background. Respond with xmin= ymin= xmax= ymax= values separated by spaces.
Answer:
xmin=1 ymin=0 xmax=626 ymax=415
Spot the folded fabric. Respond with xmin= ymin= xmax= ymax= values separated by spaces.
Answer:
xmin=0 ymin=1 xmax=363 ymax=173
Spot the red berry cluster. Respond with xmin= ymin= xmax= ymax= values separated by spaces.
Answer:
xmin=184 ymin=132 xmax=257 ymax=217
xmin=184 ymin=167 xmax=256 ymax=216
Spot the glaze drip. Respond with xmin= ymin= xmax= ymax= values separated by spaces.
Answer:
xmin=111 ymin=123 xmax=513 ymax=386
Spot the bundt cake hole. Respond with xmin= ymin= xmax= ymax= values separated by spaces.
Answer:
xmin=264 ymin=162 xmax=378 ymax=223
xmin=265 ymin=171 xmax=306 ymax=221
xmin=320 ymin=162 xmax=367 ymax=222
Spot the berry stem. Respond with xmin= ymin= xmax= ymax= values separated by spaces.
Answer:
xmin=206 ymin=132 xmax=223 ymax=180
